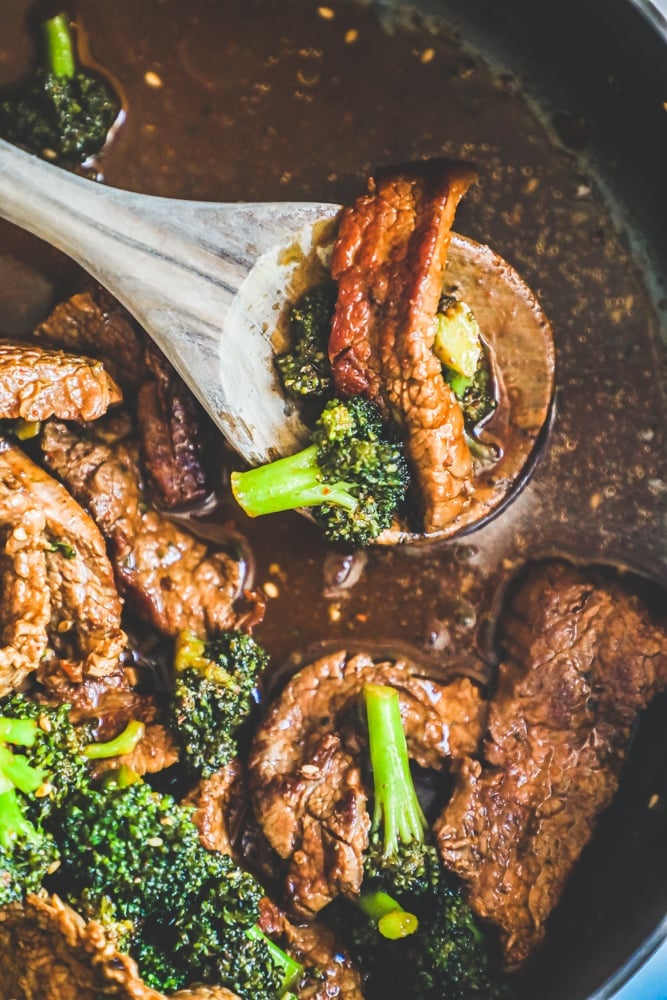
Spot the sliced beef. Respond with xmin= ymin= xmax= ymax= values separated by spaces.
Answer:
xmin=248 ymin=648 xmax=485 ymax=918
xmin=40 ymin=415 xmax=246 ymax=638
xmin=0 ymin=437 xmax=125 ymax=693
xmin=189 ymin=758 xmax=248 ymax=858
xmin=35 ymin=285 xmax=210 ymax=509
xmin=0 ymin=894 xmax=241 ymax=1000
xmin=0 ymin=893 xmax=163 ymax=1000
xmin=0 ymin=341 xmax=121 ymax=422
xmin=34 ymin=286 xmax=144 ymax=389
xmin=137 ymin=340 xmax=211 ymax=509
xmin=188 ymin=758 xmax=284 ymax=888
xmin=259 ymin=897 xmax=364 ymax=1000
xmin=329 ymin=161 xmax=476 ymax=532
xmin=435 ymin=560 xmax=667 ymax=969
xmin=0 ymin=509 xmax=51 ymax=694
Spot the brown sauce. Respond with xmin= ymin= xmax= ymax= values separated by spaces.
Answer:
xmin=0 ymin=1 xmax=665 ymax=991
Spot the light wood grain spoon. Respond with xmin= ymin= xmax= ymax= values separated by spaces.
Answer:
xmin=0 ymin=137 xmax=339 ymax=465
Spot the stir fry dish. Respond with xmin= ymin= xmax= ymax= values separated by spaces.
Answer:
xmin=0 ymin=5 xmax=665 ymax=1000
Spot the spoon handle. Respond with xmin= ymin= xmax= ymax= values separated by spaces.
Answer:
xmin=0 ymin=138 xmax=338 ymax=464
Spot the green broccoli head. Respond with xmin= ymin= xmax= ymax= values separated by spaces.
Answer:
xmin=346 ymin=684 xmax=512 ymax=998
xmin=231 ymin=396 xmax=409 ymax=547
xmin=168 ymin=629 xmax=268 ymax=777
xmin=0 ymin=699 xmax=63 ymax=905
xmin=53 ymin=775 xmax=292 ymax=997
xmin=345 ymin=866 xmax=511 ymax=1000
xmin=275 ymin=282 xmax=337 ymax=399
xmin=0 ymin=14 xmax=120 ymax=164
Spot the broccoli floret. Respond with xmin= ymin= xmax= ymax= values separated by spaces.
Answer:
xmin=0 ymin=13 xmax=120 ymax=164
xmin=275 ymin=282 xmax=336 ymax=400
xmin=53 ymin=775 xmax=302 ymax=997
xmin=0 ymin=710 xmax=59 ymax=905
xmin=357 ymin=683 xmax=434 ymax=932
xmin=168 ymin=629 xmax=268 ymax=777
xmin=231 ymin=396 xmax=409 ymax=547
xmin=342 ymin=683 xmax=511 ymax=1000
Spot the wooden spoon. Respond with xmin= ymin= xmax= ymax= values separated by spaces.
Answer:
xmin=0 ymin=140 xmax=555 ymax=543
xmin=0 ymin=137 xmax=339 ymax=465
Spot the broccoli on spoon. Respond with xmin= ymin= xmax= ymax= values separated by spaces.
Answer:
xmin=231 ymin=395 xmax=410 ymax=547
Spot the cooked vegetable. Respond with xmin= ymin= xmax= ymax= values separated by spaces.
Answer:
xmin=0 ymin=694 xmax=302 ymax=997
xmin=0 ymin=13 xmax=120 ymax=163
xmin=55 ymin=775 xmax=301 ymax=997
xmin=434 ymin=298 xmax=483 ymax=378
xmin=436 ymin=296 xmax=497 ymax=430
xmin=342 ymin=684 xmax=510 ymax=999
xmin=275 ymin=282 xmax=337 ymax=399
xmin=81 ymin=719 xmax=145 ymax=760
xmin=0 ymin=709 xmax=58 ymax=905
xmin=231 ymin=396 xmax=409 ymax=547
xmin=168 ymin=629 xmax=268 ymax=777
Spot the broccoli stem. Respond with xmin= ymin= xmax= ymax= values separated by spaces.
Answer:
xmin=358 ymin=887 xmax=419 ymax=939
xmin=0 ymin=788 xmax=38 ymax=848
xmin=245 ymin=924 xmax=303 ymax=995
xmin=231 ymin=444 xmax=358 ymax=518
xmin=43 ymin=14 xmax=76 ymax=80
xmin=364 ymin=684 xmax=426 ymax=857
xmin=82 ymin=720 xmax=145 ymax=760
xmin=0 ymin=717 xmax=38 ymax=747
xmin=0 ymin=734 xmax=45 ymax=849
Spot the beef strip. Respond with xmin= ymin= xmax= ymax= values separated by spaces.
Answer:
xmin=137 ymin=340 xmax=211 ymax=509
xmin=248 ymin=648 xmax=485 ymax=918
xmin=34 ymin=286 xmax=144 ymax=389
xmin=188 ymin=758 xmax=248 ymax=858
xmin=0 ymin=437 xmax=125 ymax=692
xmin=0 ymin=894 xmax=241 ymax=1000
xmin=259 ymin=897 xmax=364 ymax=1000
xmin=0 ymin=341 xmax=121 ymax=423
xmin=329 ymin=161 xmax=477 ymax=532
xmin=435 ymin=560 xmax=667 ymax=969
xmin=40 ymin=414 xmax=246 ymax=638
xmin=188 ymin=757 xmax=284 ymax=888
xmin=0 ymin=509 xmax=51 ymax=694
xmin=35 ymin=285 xmax=210 ymax=508
xmin=0 ymin=894 xmax=163 ymax=1000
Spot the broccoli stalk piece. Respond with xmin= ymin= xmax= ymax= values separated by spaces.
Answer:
xmin=0 ymin=12 xmax=120 ymax=164
xmin=0 ymin=713 xmax=59 ymax=905
xmin=275 ymin=282 xmax=337 ymax=399
xmin=168 ymin=629 xmax=268 ymax=777
xmin=231 ymin=396 xmax=409 ymax=547
xmin=357 ymin=683 xmax=431 ymax=938
xmin=82 ymin=719 xmax=145 ymax=760
xmin=343 ymin=683 xmax=512 ymax=1000
xmin=435 ymin=294 xmax=497 ymax=431
xmin=246 ymin=924 xmax=304 ymax=995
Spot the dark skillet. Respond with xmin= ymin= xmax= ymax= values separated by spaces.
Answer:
xmin=0 ymin=1 xmax=665 ymax=998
